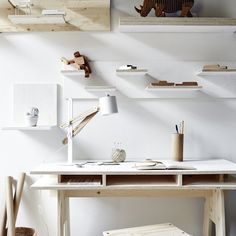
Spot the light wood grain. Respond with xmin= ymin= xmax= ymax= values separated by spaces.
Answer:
xmin=0 ymin=0 xmax=110 ymax=32
xmin=13 ymin=173 xmax=25 ymax=223
xmin=103 ymin=223 xmax=192 ymax=236
xmin=5 ymin=177 xmax=15 ymax=236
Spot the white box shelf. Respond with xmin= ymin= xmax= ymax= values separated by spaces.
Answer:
xmin=196 ymin=71 xmax=236 ymax=77
xmin=1 ymin=126 xmax=54 ymax=131
xmin=85 ymin=86 xmax=117 ymax=92
xmin=116 ymin=69 xmax=148 ymax=76
xmin=146 ymin=85 xmax=202 ymax=91
xmin=120 ymin=17 xmax=236 ymax=33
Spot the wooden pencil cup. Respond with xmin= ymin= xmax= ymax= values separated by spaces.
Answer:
xmin=171 ymin=134 xmax=184 ymax=162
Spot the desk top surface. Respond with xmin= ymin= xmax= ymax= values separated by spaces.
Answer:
xmin=31 ymin=159 xmax=236 ymax=175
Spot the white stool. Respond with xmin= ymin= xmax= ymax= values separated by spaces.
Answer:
xmin=103 ymin=223 xmax=192 ymax=236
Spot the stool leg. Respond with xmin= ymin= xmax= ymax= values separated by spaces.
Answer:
xmin=6 ymin=177 xmax=15 ymax=236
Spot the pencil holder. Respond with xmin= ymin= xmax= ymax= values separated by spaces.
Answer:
xmin=171 ymin=134 xmax=184 ymax=162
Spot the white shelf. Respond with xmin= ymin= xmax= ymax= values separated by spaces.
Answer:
xmin=116 ymin=69 xmax=148 ymax=76
xmin=8 ymin=15 xmax=66 ymax=24
xmin=197 ymin=71 xmax=236 ymax=76
xmin=85 ymin=86 xmax=117 ymax=92
xmin=1 ymin=126 xmax=54 ymax=131
xmin=61 ymin=69 xmax=85 ymax=76
xmin=120 ymin=17 xmax=236 ymax=33
xmin=146 ymin=85 xmax=202 ymax=91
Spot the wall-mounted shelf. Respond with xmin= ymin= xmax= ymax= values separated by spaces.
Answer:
xmin=85 ymin=86 xmax=117 ymax=92
xmin=8 ymin=15 xmax=66 ymax=24
xmin=61 ymin=69 xmax=85 ymax=77
xmin=1 ymin=126 xmax=54 ymax=131
xmin=116 ymin=69 xmax=148 ymax=76
xmin=119 ymin=17 xmax=236 ymax=33
xmin=197 ymin=71 xmax=236 ymax=77
xmin=146 ymin=85 xmax=202 ymax=91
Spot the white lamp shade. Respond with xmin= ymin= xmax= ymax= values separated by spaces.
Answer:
xmin=99 ymin=95 xmax=118 ymax=116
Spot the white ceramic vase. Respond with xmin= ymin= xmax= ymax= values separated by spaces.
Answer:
xmin=25 ymin=115 xmax=38 ymax=127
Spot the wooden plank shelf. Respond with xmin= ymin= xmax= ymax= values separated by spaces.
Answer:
xmin=8 ymin=15 xmax=66 ymax=24
xmin=116 ymin=69 xmax=148 ymax=76
xmin=120 ymin=17 xmax=236 ymax=33
xmin=146 ymin=85 xmax=202 ymax=91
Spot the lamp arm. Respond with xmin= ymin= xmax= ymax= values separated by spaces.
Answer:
xmin=60 ymin=106 xmax=99 ymax=129
xmin=62 ymin=110 xmax=98 ymax=145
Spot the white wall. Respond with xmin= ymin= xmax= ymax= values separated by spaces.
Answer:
xmin=0 ymin=0 xmax=236 ymax=235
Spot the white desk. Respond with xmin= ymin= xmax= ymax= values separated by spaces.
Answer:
xmin=31 ymin=159 xmax=236 ymax=236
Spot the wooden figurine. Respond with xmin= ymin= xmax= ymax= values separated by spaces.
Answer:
xmin=61 ymin=51 xmax=92 ymax=78
xmin=135 ymin=0 xmax=194 ymax=17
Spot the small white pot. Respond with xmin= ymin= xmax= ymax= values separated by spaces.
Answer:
xmin=25 ymin=116 xmax=38 ymax=127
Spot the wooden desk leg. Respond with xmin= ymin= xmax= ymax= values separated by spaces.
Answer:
xmin=58 ymin=191 xmax=67 ymax=236
xmin=203 ymin=189 xmax=226 ymax=236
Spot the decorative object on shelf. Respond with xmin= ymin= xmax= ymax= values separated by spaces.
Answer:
xmin=135 ymin=0 xmax=194 ymax=17
xmin=25 ymin=107 xmax=39 ymax=127
xmin=175 ymin=81 xmax=198 ymax=86
xmin=171 ymin=121 xmax=184 ymax=162
xmin=116 ymin=65 xmax=148 ymax=76
xmin=150 ymin=81 xmax=199 ymax=87
xmin=119 ymin=65 xmax=137 ymax=70
xmin=151 ymin=81 xmax=175 ymax=87
xmin=61 ymin=51 xmax=92 ymax=78
xmin=60 ymin=95 xmax=118 ymax=163
xmin=202 ymin=64 xmax=236 ymax=72
xmin=111 ymin=143 xmax=126 ymax=163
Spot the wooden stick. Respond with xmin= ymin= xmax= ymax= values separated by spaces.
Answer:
xmin=5 ymin=177 xmax=15 ymax=236
xmin=0 ymin=198 xmax=7 ymax=236
xmin=182 ymin=120 xmax=185 ymax=134
xmin=13 ymin=173 xmax=26 ymax=223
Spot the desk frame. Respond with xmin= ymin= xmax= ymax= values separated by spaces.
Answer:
xmin=56 ymin=188 xmax=225 ymax=236
xmin=31 ymin=159 xmax=236 ymax=236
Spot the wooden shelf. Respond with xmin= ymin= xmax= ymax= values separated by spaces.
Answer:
xmin=8 ymin=15 xmax=66 ymax=24
xmin=1 ymin=126 xmax=54 ymax=131
xmin=146 ymin=85 xmax=202 ymax=91
xmin=85 ymin=86 xmax=117 ymax=92
xmin=116 ymin=69 xmax=148 ymax=76
xmin=119 ymin=17 xmax=236 ymax=33
xmin=197 ymin=71 xmax=236 ymax=77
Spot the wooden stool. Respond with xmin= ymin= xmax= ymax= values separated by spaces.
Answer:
xmin=103 ymin=223 xmax=192 ymax=236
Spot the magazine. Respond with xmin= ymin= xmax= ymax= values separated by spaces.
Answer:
xmin=134 ymin=160 xmax=196 ymax=170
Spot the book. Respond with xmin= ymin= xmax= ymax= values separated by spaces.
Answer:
xmin=134 ymin=160 xmax=196 ymax=170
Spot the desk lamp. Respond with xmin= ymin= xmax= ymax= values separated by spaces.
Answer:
xmin=60 ymin=95 xmax=118 ymax=163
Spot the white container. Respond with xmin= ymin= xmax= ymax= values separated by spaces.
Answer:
xmin=25 ymin=116 xmax=38 ymax=127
